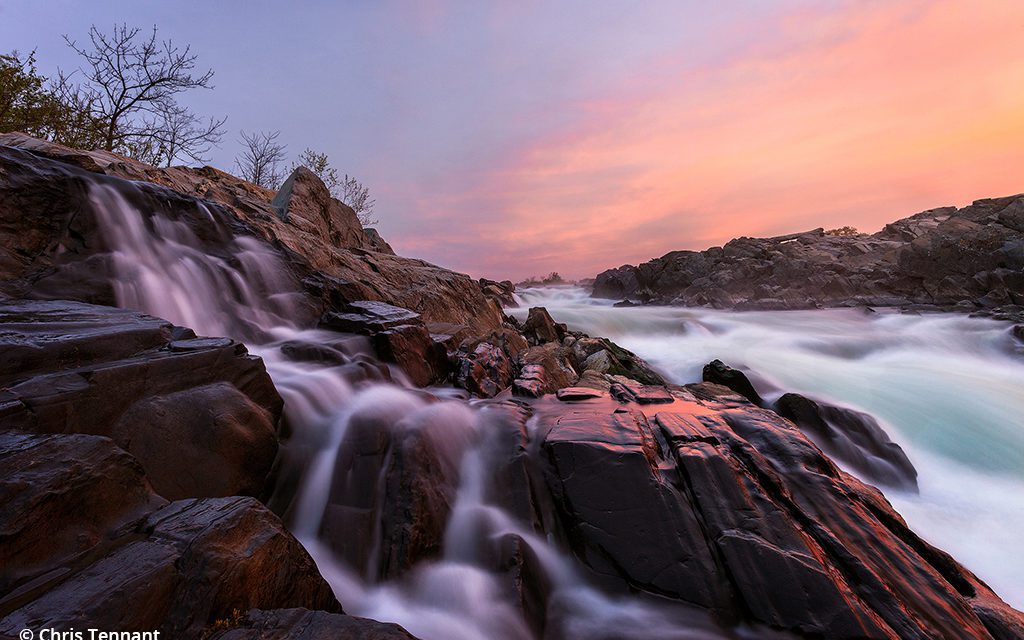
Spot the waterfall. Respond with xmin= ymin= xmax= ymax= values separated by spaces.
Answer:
xmin=85 ymin=180 xmax=739 ymax=639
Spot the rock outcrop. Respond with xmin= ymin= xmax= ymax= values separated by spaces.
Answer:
xmin=0 ymin=299 xmax=282 ymax=500
xmin=0 ymin=133 xmax=503 ymax=334
xmin=534 ymin=387 xmax=1024 ymax=639
xmin=593 ymin=197 xmax=1024 ymax=313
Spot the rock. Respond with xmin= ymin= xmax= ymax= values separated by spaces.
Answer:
xmin=609 ymin=380 xmax=674 ymax=404
xmin=0 ymin=299 xmax=283 ymax=500
xmin=521 ymin=306 xmax=566 ymax=345
xmin=591 ymin=265 xmax=640 ymax=299
xmin=0 ymin=432 xmax=165 ymax=596
xmin=513 ymin=344 xmax=578 ymax=396
xmin=272 ymin=166 xmax=371 ymax=251
xmin=569 ymin=336 xmax=665 ymax=385
xmin=0 ymin=134 xmax=503 ymax=334
xmin=363 ymin=227 xmax=396 ymax=255
xmin=702 ymin=360 xmax=764 ymax=405
xmin=455 ymin=342 xmax=514 ymax=398
xmin=592 ymin=194 xmax=1024 ymax=313
xmin=206 ymin=608 xmax=418 ymax=639
xmin=323 ymin=301 xmax=448 ymax=386
xmin=320 ymin=395 xmax=473 ymax=580
xmin=480 ymin=278 xmax=517 ymax=307
xmin=538 ymin=393 xmax=1024 ymax=638
xmin=0 ymin=432 xmax=340 ymax=638
xmin=556 ymin=387 xmax=607 ymax=401
xmin=775 ymin=393 xmax=918 ymax=491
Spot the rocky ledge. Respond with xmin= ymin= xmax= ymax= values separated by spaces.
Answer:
xmin=593 ymin=196 xmax=1024 ymax=319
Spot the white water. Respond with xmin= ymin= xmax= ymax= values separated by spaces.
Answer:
xmin=514 ymin=286 xmax=1024 ymax=608
xmin=87 ymin=182 xmax=744 ymax=639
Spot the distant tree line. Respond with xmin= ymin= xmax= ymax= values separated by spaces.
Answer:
xmin=1 ymin=24 xmax=377 ymax=226
xmin=516 ymin=272 xmax=566 ymax=287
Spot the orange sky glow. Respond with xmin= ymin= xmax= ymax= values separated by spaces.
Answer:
xmin=389 ymin=0 xmax=1024 ymax=280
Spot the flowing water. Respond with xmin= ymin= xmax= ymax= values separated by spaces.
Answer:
xmin=83 ymin=177 xmax=1023 ymax=635
xmin=87 ymin=181 xmax=748 ymax=639
xmin=514 ymin=286 xmax=1024 ymax=608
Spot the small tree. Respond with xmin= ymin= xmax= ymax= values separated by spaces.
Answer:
xmin=291 ymin=148 xmax=340 ymax=195
xmin=824 ymin=226 xmax=859 ymax=237
xmin=341 ymin=173 xmax=377 ymax=227
xmin=0 ymin=50 xmax=106 ymax=148
xmin=235 ymin=129 xmax=287 ymax=189
xmin=57 ymin=24 xmax=225 ymax=164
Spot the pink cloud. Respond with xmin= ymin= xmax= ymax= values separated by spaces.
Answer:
xmin=384 ymin=0 xmax=1024 ymax=281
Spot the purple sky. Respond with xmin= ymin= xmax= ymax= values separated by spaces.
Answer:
xmin=3 ymin=1 xmax=1023 ymax=281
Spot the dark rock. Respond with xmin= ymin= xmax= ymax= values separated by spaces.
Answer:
xmin=207 ymin=608 xmax=418 ymax=639
xmin=538 ymin=395 xmax=1024 ymax=638
xmin=0 ymin=432 xmax=340 ymax=638
xmin=323 ymin=302 xmax=447 ymax=386
xmin=775 ymin=393 xmax=918 ymax=491
xmin=702 ymin=359 xmax=764 ymax=405
xmin=569 ymin=336 xmax=665 ymax=385
xmin=455 ymin=342 xmax=514 ymax=398
xmin=521 ymin=306 xmax=567 ymax=345
xmin=480 ymin=278 xmax=517 ymax=307
xmin=0 ymin=299 xmax=283 ymax=500
xmin=592 ymin=194 xmax=1024 ymax=312
xmin=320 ymin=396 xmax=472 ymax=580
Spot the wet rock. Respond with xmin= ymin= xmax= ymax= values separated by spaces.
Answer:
xmin=610 ymin=380 xmax=675 ymax=404
xmin=537 ymin=395 xmax=1024 ymax=638
xmin=0 ymin=299 xmax=283 ymax=500
xmin=569 ymin=336 xmax=665 ymax=385
xmin=207 ymin=608 xmax=418 ymax=639
xmin=0 ymin=134 xmax=504 ymax=334
xmin=323 ymin=302 xmax=447 ymax=385
xmin=702 ymin=360 xmax=764 ymax=406
xmin=522 ymin=306 xmax=566 ymax=345
xmin=455 ymin=342 xmax=514 ymax=398
xmin=513 ymin=344 xmax=578 ymax=396
xmin=775 ymin=393 xmax=918 ymax=491
xmin=0 ymin=432 xmax=340 ymax=638
xmin=556 ymin=387 xmax=607 ymax=401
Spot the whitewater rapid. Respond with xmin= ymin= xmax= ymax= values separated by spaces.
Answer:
xmin=513 ymin=286 xmax=1024 ymax=609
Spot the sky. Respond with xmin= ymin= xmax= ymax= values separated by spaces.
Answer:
xmin=2 ymin=0 xmax=1023 ymax=280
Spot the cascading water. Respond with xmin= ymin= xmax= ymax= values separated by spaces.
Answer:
xmin=86 ymin=180 xmax=749 ymax=639
xmin=514 ymin=285 xmax=1024 ymax=609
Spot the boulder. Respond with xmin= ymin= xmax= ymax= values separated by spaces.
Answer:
xmin=0 ymin=432 xmax=340 ymax=638
xmin=272 ymin=166 xmax=371 ymax=251
xmin=775 ymin=393 xmax=918 ymax=491
xmin=701 ymin=360 xmax=764 ymax=406
xmin=513 ymin=344 xmax=578 ymax=396
xmin=521 ymin=306 xmax=566 ymax=345
xmin=323 ymin=301 xmax=448 ymax=386
xmin=455 ymin=342 xmax=515 ymax=398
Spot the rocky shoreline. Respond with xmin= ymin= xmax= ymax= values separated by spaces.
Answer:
xmin=592 ymin=198 xmax=1024 ymax=329
xmin=1 ymin=135 xmax=1022 ymax=638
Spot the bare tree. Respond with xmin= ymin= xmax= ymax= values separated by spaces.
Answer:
xmin=57 ymin=24 xmax=225 ymax=163
xmin=235 ymin=129 xmax=287 ymax=189
xmin=341 ymin=173 xmax=377 ymax=227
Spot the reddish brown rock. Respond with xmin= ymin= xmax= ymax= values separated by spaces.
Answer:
xmin=0 ymin=300 xmax=283 ymax=501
